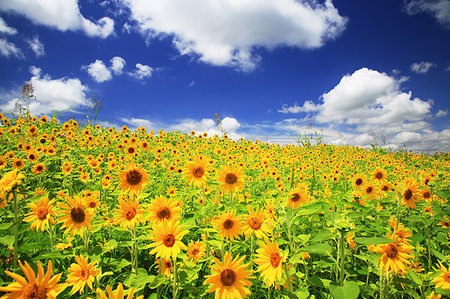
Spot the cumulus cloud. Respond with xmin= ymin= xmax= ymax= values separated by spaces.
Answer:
xmin=404 ymin=0 xmax=450 ymax=29
xmin=110 ymin=56 xmax=126 ymax=75
xmin=0 ymin=16 xmax=17 ymax=34
xmin=0 ymin=66 xmax=89 ymax=116
xmin=26 ymin=36 xmax=45 ymax=57
xmin=436 ymin=109 xmax=448 ymax=118
xmin=0 ymin=0 xmax=114 ymax=38
xmin=0 ymin=38 xmax=22 ymax=58
xmin=83 ymin=60 xmax=112 ymax=83
xmin=123 ymin=0 xmax=347 ymax=71
xmin=278 ymin=101 xmax=320 ymax=113
xmin=121 ymin=117 xmax=153 ymax=130
xmin=410 ymin=61 xmax=436 ymax=73
xmin=128 ymin=63 xmax=152 ymax=80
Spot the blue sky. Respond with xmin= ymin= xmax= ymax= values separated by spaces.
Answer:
xmin=0 ymin=0 xmax=449 ymax=152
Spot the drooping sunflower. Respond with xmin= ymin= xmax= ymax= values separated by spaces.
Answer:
xmin=147 ymin=195 xmax=181 ymax=224
xmin=286 ymin=184 xmax=310 ymax=209
xmin=66 ymin=255 xmax=101 ymax=294
xmin=0 ymin=169 xmax=25 ymax=193
xmin=216 ymin=165 xmax=245 ymax=193
xmin=432 ymin=261 xmax=450 ymax=290
xmin=58 ymin=195 xmax=94 ymax=236
xmin=242 ymin=205 xmax=272 ymax=240
xmin=401 ymin=178 xmax=421 ymax=209
xmin=213 ymin=210 xmax=243 ymax=241
xmin=374 ymin=241 xmax=414 ymax=274
xmin=0 ymin=260 xmax=65 ymax=298
xmin=187 ymin=240 xmax=207 ymax=262
xmin=23 ymin=195 xmax=57 ymax=232
xmin=204 ymin=251 xmax=254 ymax=299
xmin=96 ymin=283 xmax=143 ymax=299
xmin=118 ymin=163 xmax=149 ymax=195
xmin=114 ymin=196 xmax=145 ymax=229
xmin=183 ymin=157 xmax=209 ymax=188
xmin=254 ymin=240 xmax=285 ymax=287
xmin=155 ymin=258 xmax=173 ymax=277
xmin=148 ymin=219 xmax=189 ymax=259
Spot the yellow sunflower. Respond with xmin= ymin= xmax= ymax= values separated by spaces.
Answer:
xmin=23 ymin=195 xmax=57 ymax=232
xmin=212 ymin=211 xmax=243 ymax=241
xmin=254 ymin=240 xmax=285 ymax=287
xmin=118 ymin=163 xmax=149 ymax=195
xmin=374 ymin=241 xmax=414 ymax=274
xmin=58 ymin=195 xmax=94 ymax=236
xmin=66 ymin=255 xmax=101 ymax=294
xmin=183 ymin=157 xmax=209 ymax=188
xmin=155 ymin=258 xmax=173 ymax=277
xmin=0 ymin=260 xmax=65 ymax=298
xmin=286 ymin=183 xmax=310 ymax=209
xmin=432 ymin=262 xmax=450 ymax=290
xmin=96 ymin=283 xmax=143 ymax=299
xmin=352 ymin=174 xmax=366 ymax=190
xmin=148 ymin=219 xmax=189 ymax=259
xmin=114 ymin=196 xmax=145 ymax=229
xmin=204 ymin=251 xmax=254 ymax=299
xmin=372 ymin=168 xmax=387 ymax=181
xmin=147 ymin=195 xmax=181 ymax=224
xmin=0 ymin=169 xmax=25 ymax=193
xmin=401 ymin=178 xmax=421 ymax=209
xmin=187 ymin=241 xmax=207 ymax=262
xmin=216 ymin=165 xmax=245 ymax=193
xmin=242 ymin=206 xmax=272 ymax=240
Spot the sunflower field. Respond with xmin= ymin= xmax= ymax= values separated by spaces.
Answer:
xmin=0 ymin=113 xmax=449 ymax=299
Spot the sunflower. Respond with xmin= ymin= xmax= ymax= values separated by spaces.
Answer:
xmin=401 ymin=178 xmax=421 ymax=209
xmin=374 ymin=241 xmax=414 ymax=274
xmin=421 ymin=188 xmax=432 ymax=202
xmin=114 ymin=196 xmax=145 ymax=229
xmin=96 ymin=283 xmax=143 ymax=299
xmin=0 ymin=169 xmax=25 ymax=193
xmin=204 ymin=251 xmax=254 ymax=299
xmin=32 ymin=163 xmax=46 ymax=175
xmin=147 ymin=196 xmax=181 ymax=224
xmin=242 ymin=206 xmax=272 ymax=240
xmin=213 ymin=211 xmax=243 ymax=241
xmin=432 ymin=262 xmax=450 ymax=290
xmin=187 ymin=241 xmax=207 ymax=262
xmin=0 ymin=260 xmax=65 ymax=298
xmin=12 ymin=157 xmax=24 ymax=170
xmin=372 ymin=168 xmax=387 ymax=181
xmin=352 ymin=174 xmax=366 ymax=190
xmin=23 ymin=195 xmax=57 ymax=232
xmin=148 ymin=220 xmax=188 ymax=259
xmin=155 ymin=258 xmax=173 ymax=277
xmin=119 ymin=163 xmax=149 ymax=195
xmin=216 ymin=165 xmax=245 ymax=193
xmin=254 ymin=240 xmax=285 ymax=287
xmin=66 ymin=255 xmax=101 ymax=294
xmin=183 ymin=157 xmax=209 ymax=188
xmin=286 ymin=184 xmax=310 ymax=209
xmin=61 ymin=161 xmax=73 ymax=175
xmin=58 ymin=195 xmax=94 ymax=236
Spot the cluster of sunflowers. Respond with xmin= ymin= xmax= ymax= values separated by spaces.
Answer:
xmin=0 ymin=113 xmax=449 ymax=299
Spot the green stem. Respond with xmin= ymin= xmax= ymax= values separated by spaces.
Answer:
xmin=283 ymin=261 xmax=293 ymax=293
xmin=157 ymin=258 xmax=162 ymax=299
xmin=172 ymin=257 xmax=178 ymax=299
xmin=338 ymin=230 xmax=345 ymax=286
xmin=379 ymin=269 xmax=384 ymax=299
xmin=13 ymin=189 xmax=18 ymax=269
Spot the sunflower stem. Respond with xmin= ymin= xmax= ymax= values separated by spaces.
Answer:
xmin=157 ymin=258 xmax=162 ymax=299
xmin=12 ymin=189 xmax=18 ymax=269
xmin=172 ymin=257 xmax=178 ymax=299
xmin=283 ymin=260 xmax=293 ymax=293
xmin=338 ymin=229 xmax=345 ymax=286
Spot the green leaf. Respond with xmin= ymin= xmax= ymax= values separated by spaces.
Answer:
xmin=301 ymin=243 xmax=332 ymax=255
xmin=406 ymin=269 xmax=422 ymax=286
xmin=431 ymin=248 xmax=447 ymax=261
xmin=435 ymin=288 xmax=450 ymax=296
xmin=355 ymin=237 xmax=396 ymax=245
xmin=296 ymin=202 xmax=330 ymax=216
xmin=148 ymin=274 xmax=168 ymax=289
xmin=308 ymin=276 xmax=325 ymax=288
xmin=102 ymin=239 xmax=118 ymax=252
xmin=0 ymin=235 xmax=14 ymax=247
xmin=328 ymin=281 xmax=360 ymax=299
xmin=0 ymin=223 xmax=13 ymax=230
xmin=311 ymin=229 xmax=334 ymax=243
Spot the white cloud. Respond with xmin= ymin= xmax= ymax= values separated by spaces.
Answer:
xmin=83 ymin=60 xmax=112 ymax=82
xmin=123 ymin=0 xmax=347 ymax=71
xmin=404 ymin=0 xmax=450 ymax=29
xmin=436 ymin=109 xmax=448 ymax=118
xmin=0 ymin=67 xmax=89 ymax=116
xmin=0 ymin=0 xmax=114 ymax=38
xmin=0 ymin=38 xmax=22 ymax=58
xmin=121 ymin=117 xmax=153 ymax=130
xmin=128 ymin=63 xmax=152 ymax=80
xmin=26 ymin=36 xmax=45 ymax=57
xmin=0 ymin=16 xmax=17 ymax=34
xmin=110 ymin=56 xmax=126 ymax=75
xmin=410 ymin=61 xmax=436 ymax=73
xmin=278 ymin=101 xmax=320 ymax=113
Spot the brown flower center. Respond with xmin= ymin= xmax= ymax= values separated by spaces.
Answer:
xmin=444 ymin=273 xmax=450 ymax=282
xmin=36 ymin=165 xmax=43 ymax=172
xmin=375 ymin=172 xmax=383 ymax=179
xmin=126 ymin=170 xmax=142 ymax=185
xmin=163 ymin=234 xmax=175 ymax=247
xmin=291 ymin=193 xmax=300 ymax=202
xmin=157 ymin=207 xmax=171 ymax=220
xmin=125 ymin=208 xmax=137 ymax=220
xmin=385 ymin=244 xmax=398 ymax=258
xmin=128 ymin=147 xmax=135 ymax=154
xmin=404 ymin=189 xmax=413 ymax=200
xmin=225 ymin=173 xmax=237 ymax=184
xmin=423 ymin=191 xmax=431 ymax=199
xmin=223 ymin=219 xmax=234 ymax=229
xmin=366 ymin=186 xmax=373 ymax=194
xmin=89 ymin=201 xmax=97 ymax=208
xmin=270 ymin=252 xmax=281 ymax=268
xmin=192 ymin=248 xmax=199 ymax=255
xmin=355 ymin=178 xmax=363 ymax=185
xmin=220 ymin=269 xmax=236 ymax=286
xmin=249 ymin=217 xmax=262 ymax=230
xmin=36 ymin=207 xmax=48 ymax=220
xmin=23 ymin=283 xmax=48 ymax=299
xmin=193 ymin=167 xmax=204 ymax=178
xmin=382 ymin=185 xmax=389 ymax=191
xmin=70 ymin=207 xmax=86 ymax=223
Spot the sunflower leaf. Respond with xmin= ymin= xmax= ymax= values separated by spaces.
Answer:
xmin=328 ymin=281 xmax=360 ymax=299
xmin=354 ymin=237 xmax=396 ymax=245
xmin=0 ymin=235 xmax=14 ymax=247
